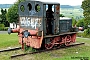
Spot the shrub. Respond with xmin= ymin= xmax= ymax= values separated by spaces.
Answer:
xmin=84 ymin=28 xmax=90 ymax=36
xmin=0 ymin=27 xmax=8 ymax=31
xmin=77 ymin=28 xmax=90 ymax=38
xmin=0 ymin=24 xmax=5 ymax=28
xmin=0 ymin=24 xmax=8 ymax=31
xmin=4 ymin=27 xmax=8 ymax=31
xmin=77 ymin=33 xmax=84 ymax=37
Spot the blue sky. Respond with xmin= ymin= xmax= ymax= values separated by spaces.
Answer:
xmin=0 ymin=0 xmax=84 ymax=6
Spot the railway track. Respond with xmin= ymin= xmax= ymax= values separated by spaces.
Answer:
xmin=0 ymin=47 xmax=21 ymax=52
xmin=11 ymin=42 xmax=85 ymax=58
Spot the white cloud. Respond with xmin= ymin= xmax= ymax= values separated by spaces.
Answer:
xmin=37 ymin=0 xmax=84 ymax=6
xmin=0 ymin=0 xmax=17 ymax=4
xmin=0 ymin=0 xmax=84 ymax=6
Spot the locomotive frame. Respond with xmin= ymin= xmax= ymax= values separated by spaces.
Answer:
xmin=8 ymin=0 xmax=77 ymax=50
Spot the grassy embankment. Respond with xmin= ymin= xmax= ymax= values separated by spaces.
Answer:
xmin=60 ymin=8 xmax=83 ymax=20
xmin=0 ymin=33 xmax=90 ymax=60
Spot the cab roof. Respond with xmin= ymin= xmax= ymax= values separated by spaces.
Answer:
xmin=25 ymin=0 xmax=60 ymax=5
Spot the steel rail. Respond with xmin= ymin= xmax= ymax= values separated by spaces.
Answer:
xmin=11 ymin=42 xmax=85 ymax=58
xmin=0 ymin=47 xmax=21 ymax=52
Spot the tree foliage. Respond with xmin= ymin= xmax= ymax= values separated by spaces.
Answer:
xmin=72 ymin=17 xmax=77 ymax=27
xmin=81 ymin=0 xmax=90 ymax=28
xmin=76 ymin=18 xmax=85 ymax=27
xmin=6 ymin=0 xmax=25 ymax=23
xmin=0 ymin=8 xmax=9 ymax=27
xmin=59 ymin=14 xmax=65 ymax=17
xmin=84 ymin=28 xmax=90 ymax=35
xmin=0 ymin=8 xmax=7 ymax=22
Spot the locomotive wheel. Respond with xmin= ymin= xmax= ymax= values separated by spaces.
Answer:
xmin=65 ymin=35 xmax=71 ymax=46
xmin=55 ymin=44 xmax=61 ymax=48
xmin=45 ymin=43 xmax=54 ymax=49
xmin=45 ymin=38 xmax=54 ymax=49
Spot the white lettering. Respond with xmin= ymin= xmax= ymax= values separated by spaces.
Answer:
xmin=20 ymin=17 xmax=42 ymax=29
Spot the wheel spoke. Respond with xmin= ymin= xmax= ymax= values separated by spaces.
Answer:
xmin=45 ymin=43 xmax=54 ymax=49
xmin=45 ymin=38 xmax=54 ymax=49
xmin=65 ymin=35 xmax=71 ymax=46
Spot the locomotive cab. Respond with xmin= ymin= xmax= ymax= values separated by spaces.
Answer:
xmin=19 ymin=1 xmax=60 ymax=36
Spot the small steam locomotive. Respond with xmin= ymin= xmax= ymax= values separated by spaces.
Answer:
xmin=8 ymin=0 xmax=78 ymax=50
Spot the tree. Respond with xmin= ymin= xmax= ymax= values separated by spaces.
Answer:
xmin=81 ymin=0 xmax=90 ymax=28
xmin=72 ymin=17 xmax=77 ymax=27
xmin=6 ymin=0 xmax=25 ymax=23
xmin=0 ymin=14 xmax=2 ymax=23
xmin=76 ymin=18 xmax=85 ymax=27
xmin=0 ymin=8 xmax=9 ymax=27
xmin=59 ymin=14 xmax=65 ymax=17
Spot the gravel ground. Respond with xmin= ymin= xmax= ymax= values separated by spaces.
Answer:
xmin=0 ymin=31 xmax=7 ymax=34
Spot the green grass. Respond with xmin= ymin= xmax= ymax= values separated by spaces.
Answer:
xmin=0 ymin=33 xmax=19 ymax=49
xmin=0 ymin=34 xmax=90 ymax=60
